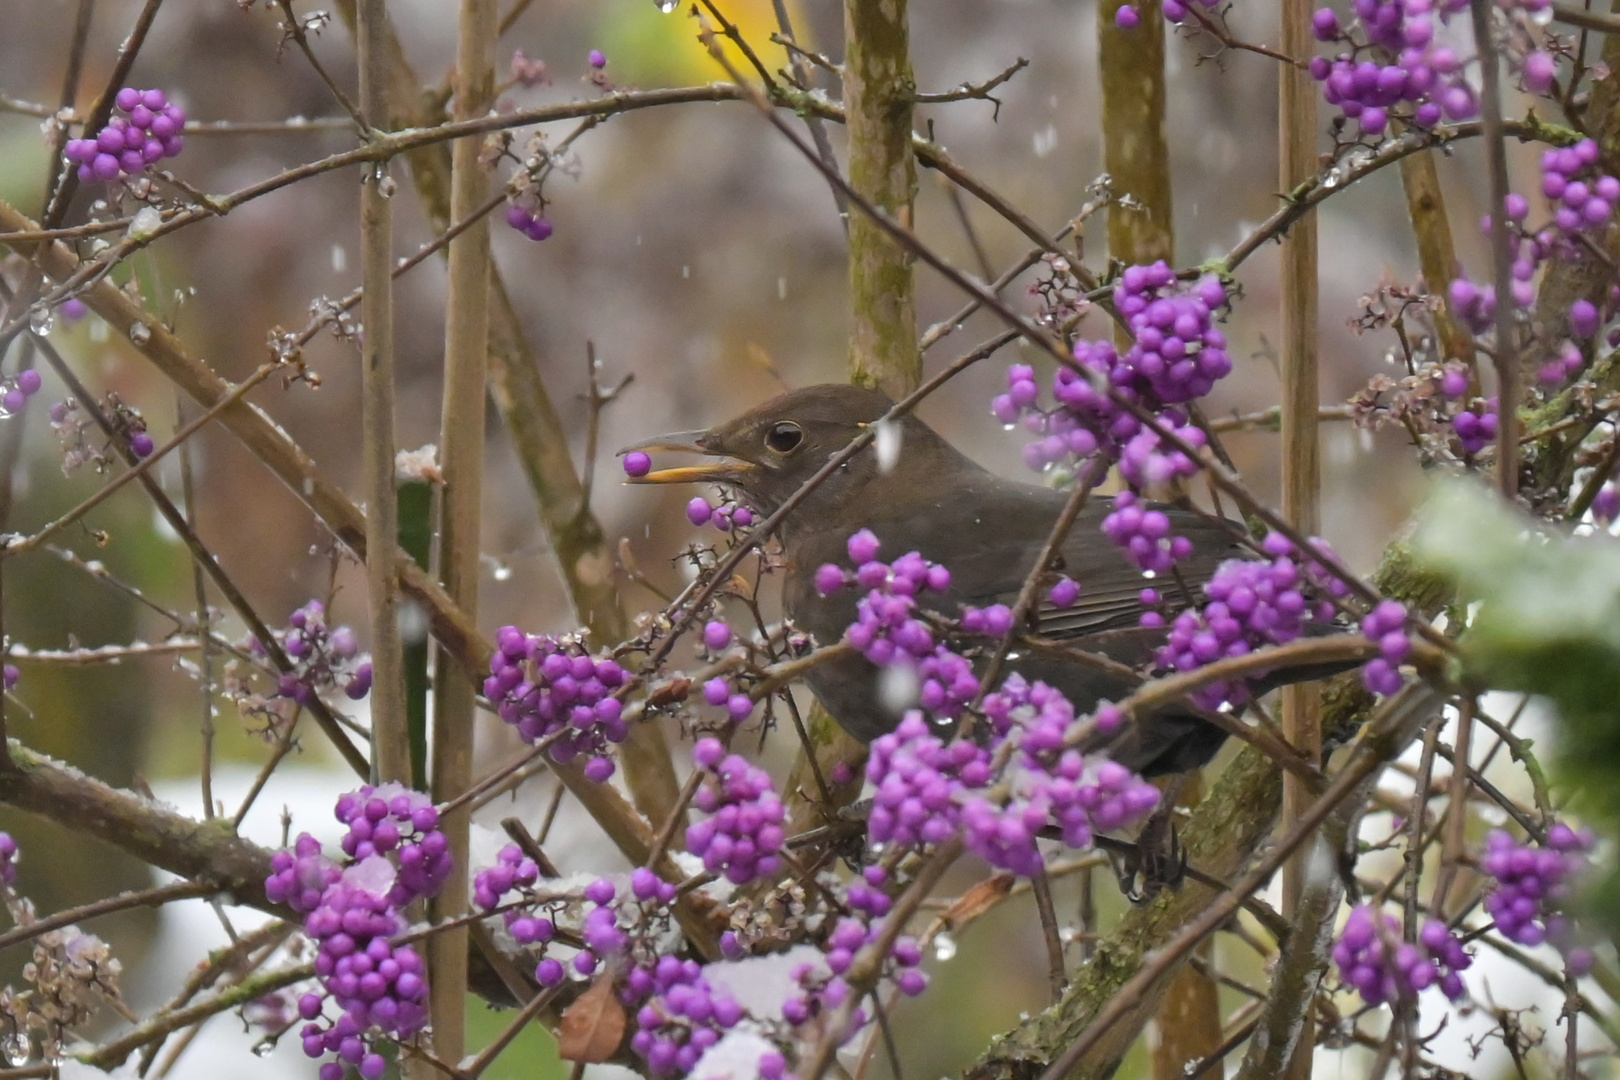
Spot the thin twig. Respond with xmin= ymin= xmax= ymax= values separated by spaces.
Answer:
xmin=178 ymin=396 xmax=217 ymax=820
xmin=1469 ymin=0 xmax=1520 ymax=497
xmin=1030 ymin=869 xmax=1067 ymax=1000
xmin=273 ymin=0 xmax=368 ymax=131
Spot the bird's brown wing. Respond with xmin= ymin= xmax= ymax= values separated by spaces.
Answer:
xmin=1033 ymin=509 xmax=1241 ymax=639
xmin=781 ymin=475 xmax=1251 ymax=772
xmin=903 ymin=478 xmax=1245 ymax=640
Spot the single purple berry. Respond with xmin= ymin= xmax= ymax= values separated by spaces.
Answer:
xmin=623 ymin=451 xmax=651 ymax=478
xmin=588 ymin=49 xmax=607 ymax=69
xmin=693 ymin=738 xmax=725 ymax=769
xmin=1524 ymin=51 xmax=1556 ymax=94
xmin=847 ymin=529 xmax=881 ymax=566
xmin=130 ymin=432 xmax=155 ymax=458
xmin=686 ymin=497 xmax=713 ymax=526
xmin=1571 ymin=299 xmax=1601 ymax=338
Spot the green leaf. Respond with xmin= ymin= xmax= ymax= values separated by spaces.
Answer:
xmin=1414 ymin=479 xmax=1620 ymax=815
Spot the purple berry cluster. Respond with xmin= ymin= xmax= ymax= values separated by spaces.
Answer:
xmin=1111 ymin=264 xmax=1233 ymax=405
xmin=265 ymin=833 xmax=341 ymax=914
xmin=485 ymin=627 xmax=630 ymax=782
xmin=264 ymin=600 xmax=373 ymax=705
xmin=1540 ymin=140 xmax=1619 ymax=236
xmin=783 ymin=875 xmax=924 ymax=1038
xmin=868 ymin=695 xmax=1158 ymax=878
xmin=473 ymin=858 xmax=686 ymax=993
xmin=1447 ymin=277 xmax=1498 ymax=337
xmin=575 ymin=876 xmax=650 ymax=979
xmin=1157 ymin=533 xmax=1351 ymax=710
xmin=629 ymin=955 xmax=745 ymax=1077
xmin=1114 ymin=0 xmax=1221 ymax=25
xmin=1431 ymin=361 xmax=1501 ymax=457
xmin=867 ymin=712 xmax=992 ymax=850
xmin=1359 ymin=599 xmax=1411 ymax=695
xmin=1451 ymin=144 xmax=1619 ymax=349
xmin=694 ymin=622 xmax=758 ymax=721
xmin=1481 ymin=824 xmax=1593 ymax=958
xmin=816 ymin=530 xmax=982 ymax=718
xmin=984 ymin=675 xmax=1160 ymax=842
xmin=700 ymin=674 xmax=756 ymax=723
xmin=299 ymin=863 xmax=430 ymax=1080
xmin=1450 ymin=396 xmax=1499 ymax=456
xmin=504 ymin=202 xmax=554 ymax=241
xmin=687 ymin=738 xmax=787 ymax=885
xmin=0 ymin=370 xmax=43 ymax=418
xmin=1117 ymin=413 xmax=1208 ymax=490
xmin=266 ymin=788 xmax=450 ymax=1080
xmin=1333 ymin=904 xmax=1471 ymax=1007
xmin=958 ymin=603 xmax=1015 ymax=638
xmin=1537 ymin=340 xmax=1585 ymax=387
xmin=1103 ymin=491 xmax=1195 ymax=574
xmin=995 ymin=265 xmax=1227 ymax=489
xmin=471 ymin=843 xmax=554 ymax=949
xmin=685 ymin=496 xmax=756 ymax=532
xmin=64 ymin=88 xmax=186 ymax=182
xmin=334 ymin=784 xmax=452 ymax=907
xmin=1113 ymin=0 xmax=1217 ymax=25
xmin=1309 ymin=0 xmax=1476 ymax=136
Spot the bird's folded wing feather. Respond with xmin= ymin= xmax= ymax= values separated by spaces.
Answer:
xmin=906 ymin=481 xmax=1245 ymax=640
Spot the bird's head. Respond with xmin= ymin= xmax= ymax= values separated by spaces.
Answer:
xmin=620 ymin=384 xmax=962 ymax=526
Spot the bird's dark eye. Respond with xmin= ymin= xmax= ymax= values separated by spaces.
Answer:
xmin=765 ymin=421 xmax=803 ymax=453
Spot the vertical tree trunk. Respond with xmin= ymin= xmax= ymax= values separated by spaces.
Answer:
xmin=843 ymin=0 xmax=919 ymax=397
xmin=1100 ymin=3 xmax=1220 ymax=1071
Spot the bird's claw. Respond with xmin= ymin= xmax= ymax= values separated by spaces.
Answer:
xmin=1110 ymin=809 xmax=1187 ymax=904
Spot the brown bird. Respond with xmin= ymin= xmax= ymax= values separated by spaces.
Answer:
xmin=624 ymin=383 xmax=1251 ymax=778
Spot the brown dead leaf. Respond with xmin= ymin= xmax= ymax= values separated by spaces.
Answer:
xmin=557 ymin=975 xmax=627 ymax=1063
xmin=939 ymin=872 xmax=1015 ymax=928
xmin=648 ymin=677 xmax=692 ymax=708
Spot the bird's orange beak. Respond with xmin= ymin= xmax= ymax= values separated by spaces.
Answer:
xmin=616 ymin=430 xmax=760 ymax=485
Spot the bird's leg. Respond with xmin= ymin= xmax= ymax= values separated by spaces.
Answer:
xmin=1111 ymin=774 xmax=1192 ymax=903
